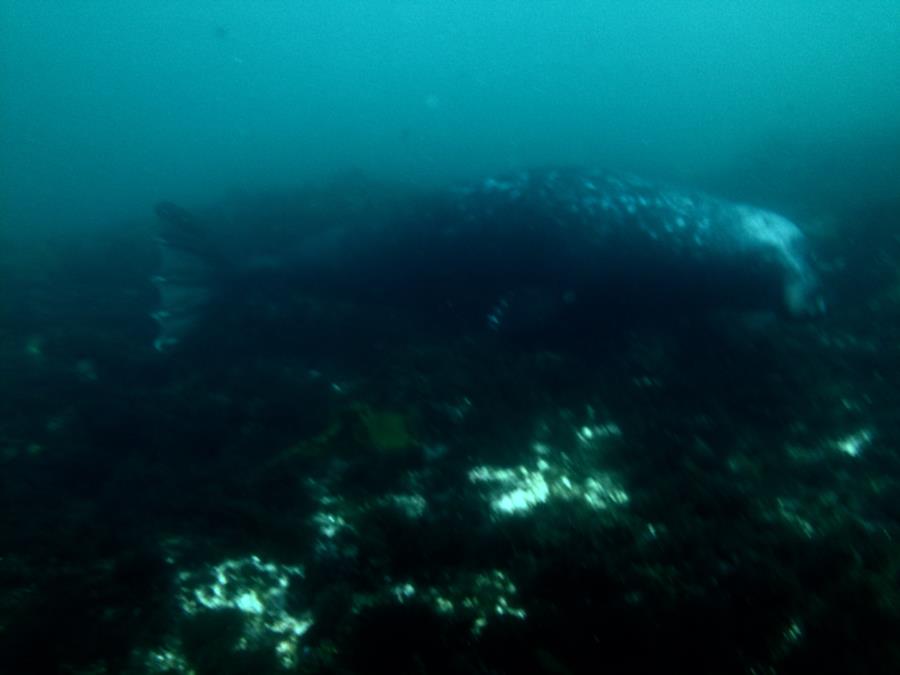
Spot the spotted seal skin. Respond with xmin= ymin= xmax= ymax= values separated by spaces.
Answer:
xmin=151 ymin=168 xmax=824 ymax=350
xmin=436 ymin=168 xmax=824 ymax=318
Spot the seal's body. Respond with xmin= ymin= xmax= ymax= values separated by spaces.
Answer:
xmin=152 ymin=169 xmax=823 ymax=351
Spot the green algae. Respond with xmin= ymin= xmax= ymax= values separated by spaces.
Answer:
xmin=259 ymin=402 xmax=417 ymax=476
xmin=352 ymin=403 xmax=415 ymax=453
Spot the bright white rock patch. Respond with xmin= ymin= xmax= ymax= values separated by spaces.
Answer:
xmin=832 ymin=427 xmax=874 ymax=457
xmin=368 ymin=569 xmax=527 ymax=636
xmin=468 ymin=421 xmax=628 ymax=516
xmin=176 ymin=555 xmax=312 ymax=669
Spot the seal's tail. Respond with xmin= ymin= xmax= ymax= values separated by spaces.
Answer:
xmin=151 ymin=202 xmax=218 ymax=352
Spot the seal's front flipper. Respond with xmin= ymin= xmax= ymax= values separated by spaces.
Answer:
xmin=151 ymin=202 xmax=218 ymax=352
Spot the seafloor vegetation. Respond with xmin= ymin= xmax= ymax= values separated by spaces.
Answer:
xmin=1 ymin=179 xmax=900 ymax=674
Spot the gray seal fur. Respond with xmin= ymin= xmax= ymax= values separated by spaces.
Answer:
xmin=151 ymin=168 xmax=824 ymax=350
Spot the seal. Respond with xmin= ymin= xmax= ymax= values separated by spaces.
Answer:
xmin=151 ymin=168 xmax=824 ymax=351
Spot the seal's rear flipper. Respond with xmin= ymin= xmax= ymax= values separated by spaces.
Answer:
xmin=151 ymin=202 xmax=217 ymax=352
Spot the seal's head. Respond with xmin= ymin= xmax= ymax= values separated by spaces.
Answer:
xmin=735 ymin=206 xmax=826 ymax=320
